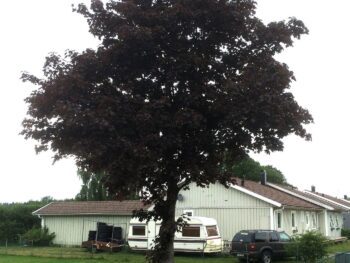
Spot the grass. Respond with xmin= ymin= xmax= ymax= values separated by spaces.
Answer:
xmin=0 ymin=241 xmax=349 ymax=263
xmin=0 ymin=247 xmax=234 ymax=263
xmin=326 ymin=241 xmax=350 ymax=255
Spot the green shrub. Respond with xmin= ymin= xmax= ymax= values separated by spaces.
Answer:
xmin=23 ymin=227 xmax=55 ymax=246
xmin=341 ymin=228 xmax=350 ymax=239
xmin=286 ymin=231 xmax=327 ymax=263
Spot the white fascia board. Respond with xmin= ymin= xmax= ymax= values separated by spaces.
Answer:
xmin=230 ymin=184 xmax=281 ymax=208
xmin=267 ymin=183 xmax=334 ymax=211
xmin=304 ymin=191 xmax=350 ymax=210
xmin=32 ymin=202 xmax=54 ymax=216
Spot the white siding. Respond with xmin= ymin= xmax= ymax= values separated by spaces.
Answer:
xmin=276 ymin=209 xmax=321 ymax=236
xmin=43 ymin=215 xmax=131 ymax=246
xmin=327 ymin=211 xmax=343 ymax=238
xmin=176 ymin=183 xmax=272 ymax=241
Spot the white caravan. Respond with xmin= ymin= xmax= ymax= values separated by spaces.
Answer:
xmin=128 ymin=216 xmax=222 ymax=253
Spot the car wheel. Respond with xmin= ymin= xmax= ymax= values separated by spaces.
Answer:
xmin=261 ymin=250 xmax=272 ymax=263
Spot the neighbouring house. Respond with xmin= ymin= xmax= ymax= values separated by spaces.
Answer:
xmin=344 ymin=212 xmax=350 ymax=230
xmin=33 ymin=200 xmax=149 ymax=246
xmin=176 ymin=177 xmax=325 ymax=241
xmin=303 ymin=188 xmax=350 ymax=231
xmin=342 ymin=197 xmax=350 ymax=229
xmin=266 ymin=184 xmax=347 ymax=239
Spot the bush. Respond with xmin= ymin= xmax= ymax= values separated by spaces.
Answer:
xmin=341 ymin=228 xmax=350 ymax=239
xmin=286 ymin=231 xmax=328 ymax=263
xmin=23 ymin=227 xmax=55 ymax=246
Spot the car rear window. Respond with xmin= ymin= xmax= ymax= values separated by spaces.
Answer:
xmin=233 ymin=232 xmax=253 ymax=242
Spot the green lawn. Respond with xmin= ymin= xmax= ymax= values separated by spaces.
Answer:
xmin=0 ymin=242 xmax=349 ymax=263
xmin=0 ymin=247 xmax=234 ymax=263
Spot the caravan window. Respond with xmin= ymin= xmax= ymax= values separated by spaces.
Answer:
xmin=182 ymin=226 xmax=200 ymax=237
xmin=132 ymin=226 xmax=145 ymax=236
xmin=206 ymin=226 xmax=218 ymax=237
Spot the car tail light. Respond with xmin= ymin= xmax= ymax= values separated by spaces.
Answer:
xmin=248 ymin=243 xmax=256 ymax=251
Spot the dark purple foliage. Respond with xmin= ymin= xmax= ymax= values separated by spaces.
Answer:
xmin=22 ymin=1 xmax=312 ymax=262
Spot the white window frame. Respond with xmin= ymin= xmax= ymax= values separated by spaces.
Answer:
xmin=311 ymin=212 xmax=317 ymax=229
xmin=276 ymin=210 xmax=283 ymax=230
xmin=305 ymin=212 xmax=310 ymax=228
xmin=183 ymin=210 xmax=194 ymax=217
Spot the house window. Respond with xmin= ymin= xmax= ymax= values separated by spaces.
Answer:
xmin=182 ymin=226 xmax=200 ymax=237
xmin=330 ymin=215 xmax=334 ymax=228
xmin=312 ymin=213 xmax=317 ymax=228
xmin=132 ymin=226 xmax=146 ymax=236
xmin=206 ymin=226 xmax=218 ymax=237
xmin=305 ymin=212 xmax=310 ymax=226
xmin=183 ymin=210 xmax=194 ymax=217
xmin=335 ymin=216 xmax=339 ymax=228
xmin=291 ymin=211 xmax=296 ymax=228
xmin=276 ymin=211 xmax=282 ymax=229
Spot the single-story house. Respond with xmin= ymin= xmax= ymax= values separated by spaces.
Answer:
xmin=176 ymin=177 xmax=326 ymax=241
xmin=33 ymin=200 xmax=149 ymax=246
xmin=266 ymin=184 xmax=347 ymax=239
xmin=303 ymin=188 xmax=350 ymax=231
xmin=34 ymin=179 xmax=346 ymax=246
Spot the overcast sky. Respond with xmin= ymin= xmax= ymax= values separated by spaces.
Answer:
xmin=0 ymin=0 xmax=349 ymax=203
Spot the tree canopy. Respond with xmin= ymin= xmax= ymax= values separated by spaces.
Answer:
xmin=75 ymin=170 xmax=111 ymax=201
xmin=22 ymin=0 xmax=312 ymax=262
xmin=227 ymin=157 xmax=287 ymax=184
xmin=0 ymin=199 xmax=51 ymax=243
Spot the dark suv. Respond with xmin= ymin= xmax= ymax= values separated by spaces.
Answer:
xmin=230 ymin=230 xmax=291 ymax=263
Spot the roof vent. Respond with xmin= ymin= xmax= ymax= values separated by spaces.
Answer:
xmin=345 ymin=195 xmax=348 ymax=200
xmin=241 ymin=176 xmax=245 ymax=187
xmin=311 ymin=185 xmax=316 ymax=192
xmin=260 ymin=170 xmax=267 ymax=185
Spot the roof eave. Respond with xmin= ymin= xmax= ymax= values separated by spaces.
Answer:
xmin=304 ymin=191 xmax=350 ymax=211
xmin=34 ymin=212 xmax=133 ymax=216
xmin=230 ymin=184 xmax=282 ymax=207
xmin=267 ymin=183 xmax=334 ymax=211
xmin=32 ymin=202 xmax=54 ymax=215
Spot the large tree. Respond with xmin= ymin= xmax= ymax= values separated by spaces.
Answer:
xmin=22 ymin=0 xmax=312 ymax=262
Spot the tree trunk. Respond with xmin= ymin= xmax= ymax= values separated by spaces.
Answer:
xmin=149 ymin=181 xmax=179 ymax=263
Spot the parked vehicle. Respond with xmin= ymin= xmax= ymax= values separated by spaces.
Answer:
xmin=128 ymin=216 xmax=222 ymax=253
xmin=230 ymin=230 xmax=291 ymax=263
